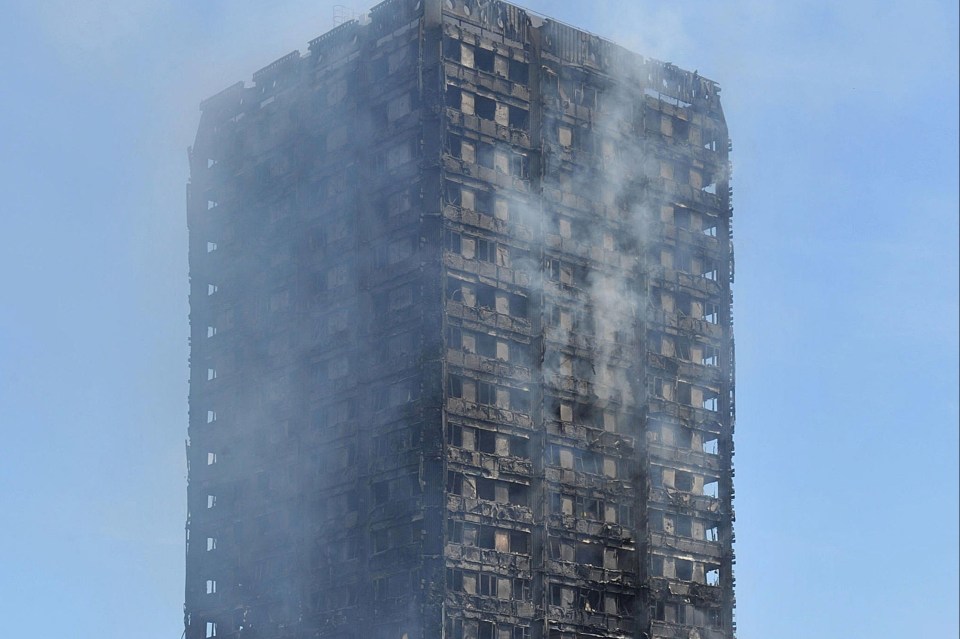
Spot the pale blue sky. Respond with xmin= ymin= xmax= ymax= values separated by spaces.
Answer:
xmin=1 ymin=1 xmax=956 ymax=637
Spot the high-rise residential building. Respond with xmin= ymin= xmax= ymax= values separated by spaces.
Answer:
xmin=185 ymin=1 xmax=735 ymax=638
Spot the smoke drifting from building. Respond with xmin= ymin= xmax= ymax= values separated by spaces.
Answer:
xmin=185 ymin=1 xmax=735 ymax=638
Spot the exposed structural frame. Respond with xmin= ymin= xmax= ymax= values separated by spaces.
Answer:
xmin=185 ymin=1 xmax=735 ymax=638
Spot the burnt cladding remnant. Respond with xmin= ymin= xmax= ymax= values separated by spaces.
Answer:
xmin=184 ymin=1 xmax=736 ymax=638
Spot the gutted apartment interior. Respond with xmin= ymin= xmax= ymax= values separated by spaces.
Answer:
xmin=185 ymin=1 xmax=735 ymax=639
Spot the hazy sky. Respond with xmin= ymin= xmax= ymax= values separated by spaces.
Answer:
xmin=1 ymin=1 xmax=956 ymax=637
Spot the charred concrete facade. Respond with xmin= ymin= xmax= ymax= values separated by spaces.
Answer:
xmin=185 ymin=2 xmax=735 ymax=639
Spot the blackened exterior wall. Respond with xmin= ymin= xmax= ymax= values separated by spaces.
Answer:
xmin=186 ymin=2 xmax=734 ymax=639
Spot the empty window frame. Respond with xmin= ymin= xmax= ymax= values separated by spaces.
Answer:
xmin=654 ymin=602 xmax=687 ymax=624
xmin=475 ymin=95 xmax=497 ymax=120
xmin=443 ymin=36 xmax=461 ymax=62
xmin=703 ymin=480 xmax=719 ymax=498
xmin=508 ymin=106 xmax=529 ymax=129
xmin=573 ymin=495 xmax=602 ymax=521
xmin=445 ymin=85 xmax=462 ymax=110
xmin=444 ymin=229 xmax=462 ymax=254
xmin=477 ymin=381 xmax=496 ymax=405
xmin=702 ymin=388 xmax=719 ymax=412
xmin=701 ymin=345 xmax=719 ymax=366
xmin=702 ymin=437 xmax=720 ymax=455
xmin=474 ymin=47 xmax=495 ymax=73
xmin=574 ymin=542 xmax=603 ymax=566
xmin=703 ymin=214 xmax=720 ymax=236
xmin=706 ymin=566 xmax=720 ymax=586
xmin=508 ymin=59 xmax=529 ymax=83
xmin=675 ymin=558 xmax=694 ymax=581
xmin=475 ymin=237 xmax=496 ymax=263
xmin=704 ymin=302 xmax=720 ymax=324
xmin=649 ymin=555 xmax=664 ymax=577
xmin=674 ymin=471 xmax=695 ymax=492
xmin=447 ymin=375 xmax=464 ymax=399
